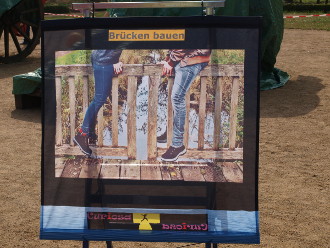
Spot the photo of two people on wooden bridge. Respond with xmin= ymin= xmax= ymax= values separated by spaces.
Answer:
xmin=54 ymin=48 xmax=245 ymax=183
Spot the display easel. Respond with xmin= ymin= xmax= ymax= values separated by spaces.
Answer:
xmin=71 ymin=1 xmax=226 ymax=247
xmin=83 ymin=180 xmax=218 ymax=248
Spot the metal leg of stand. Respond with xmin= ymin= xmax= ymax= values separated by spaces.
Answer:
xmin=106 ymin=241 xmax=113 ymax=248
xmin=82 ymin=240 xmax=89 ymax=248
xmin=205 ymin=243 xmax=218 ymax=248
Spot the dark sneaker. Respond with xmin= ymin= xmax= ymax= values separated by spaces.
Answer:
xmin=88 ymin=133 xmax=98 ymax=145
xmin=161 ymin=145 xmax=186 ymax=162
xmin=157 ymin=130 xmax=167 ymax=143
xmin=73 ymin=133 xmax=92 ymax=156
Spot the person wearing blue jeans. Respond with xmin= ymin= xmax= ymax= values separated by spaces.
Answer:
xmin=74 ymin=50 xmax=123 ymax=156
xmin=160 ymin=49 xmax=211 ymax=162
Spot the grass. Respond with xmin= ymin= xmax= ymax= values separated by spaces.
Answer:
xmin=286 ymin=0 xmax=328 ymax=3
xmin=55 ymin=50 xmax=91 ymax=65
xmin=284 ymin=12 xmax=330 ymax=31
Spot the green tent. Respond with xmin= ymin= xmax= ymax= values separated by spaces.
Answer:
xmin=110 ymin=0 xmax=289 ymax=90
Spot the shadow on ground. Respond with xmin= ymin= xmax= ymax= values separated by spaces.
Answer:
xmin=0 ymin=57 xmax=41 ymax=79
xmin=11 ymin=108 xmax=41 ymax=123
xmin=260 ymin=75 xmax=324 ymax=118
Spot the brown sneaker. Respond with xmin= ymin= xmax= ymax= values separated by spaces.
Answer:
xmin=161 ymin=145 xmax=186 ymax=162
xmin=73 ymin=132 xmax=92 ymax=156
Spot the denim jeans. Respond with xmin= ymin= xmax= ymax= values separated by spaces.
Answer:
xmin=171 ymin=62 xmax=208 ymax=147
xmin=81 ymin=63 xmax=114 ymax=135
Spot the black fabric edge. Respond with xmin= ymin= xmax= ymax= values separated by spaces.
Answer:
xmin=41 ymin=16 xmax=262 ymax=31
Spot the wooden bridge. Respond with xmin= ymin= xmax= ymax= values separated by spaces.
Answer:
xmin=54 ymin=64 xmax=244 ymax=182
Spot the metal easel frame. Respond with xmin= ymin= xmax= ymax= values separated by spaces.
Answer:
xmin=72 ymin=1 xmax=226 ymax=247
xmin=72 ymin=1 xmax=225 ymax=17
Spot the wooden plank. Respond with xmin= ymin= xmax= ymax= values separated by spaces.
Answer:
xmin=164 ymin=164 xmax=183 ymax=181
xmin=127 ymin=76 xmax=137 ymax=159
xmin=112 ymin=77 xmax=119 ymax=147
xmin=198 ymin=77 xmax=207 ymax=150
xmin=82 ymin=75 xmax=89 ymax=114
xmin=157 ymin=147 xmax=243 ymax=160
xmin=79 ymin=158 xmax=102 ymax=178
xmin=200 ymin=64 xmax=244 ymax=77
xmin=147 ymin=75 xmax=160 ymax=160
xmin=183 ymin=88 xmax=190 ymax=148
xmin=143 ymin=64 xmax=162 ymax=75
xmin=220 ymin=162 xmax=243 ymax=183
xmin=60 ymin=157 xmax=84 ymax=178
xmin=55 ymin=64 xmax=93 ymax=76
xmin=229 ymin=77 xmax=240 ymax=150
xmin=55 ymin=64 xmax=244 ymax=78
xmin=213 ymin=77 xmax=223 ymax=150
xmin=140 ymin=161 xmax=162 ymax=181
xmin=99 ymin=159 xmax=121 ymax=179
xmin=201 ymin=163 xmax=227 ymax=182
xmin=159 ymin=162 xmax=172 ymax=181
xmin=68 ymin=76 xmax=76 ymax=146
xmin=55 ymin=144 xmax=127 ymax=157
xmin=55 ymin=76 xmax=63 ymax=146
xmin=122 ymin=64 xmax=144 ymax=76
xmin=235 ymin=161 xmax=243 ymax=172
xmin=120 ymin=160 xmax=141 ymax=180
xmin=56 ymin=145 xmax=243 ymax=161
xmin=97 ymin=106 xmax=104 ymax=147
xmin=55 ymin=157 xmax=66 ymax=177
xmin=181 ymin=165 xmax=206 ymax=182
xmin=167 ymin=78 xmax=174 ymax=148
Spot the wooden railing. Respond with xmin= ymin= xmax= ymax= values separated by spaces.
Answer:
xmin=55 ymin=64 xmax=244 ymax=161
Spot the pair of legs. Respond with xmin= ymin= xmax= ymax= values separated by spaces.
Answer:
xmin=74 ymin=63 xmax=114 ymax=156
xmin=161 ymin=62 xmax=208 ymax=161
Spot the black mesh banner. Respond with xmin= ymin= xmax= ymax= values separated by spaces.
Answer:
xmin=41 ymin=16 xmax=261 ymax=244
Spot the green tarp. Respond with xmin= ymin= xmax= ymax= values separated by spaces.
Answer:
xmin=110 ymin=0 xmax=289 ymax=90
xmin=0 ymin=0 xmax=21 ymax=17
xmin=12 ymin=68 xmax=42 ymax=95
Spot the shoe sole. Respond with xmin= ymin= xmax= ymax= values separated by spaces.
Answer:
xmin=161 ymin=148 xmax=187 ymax=162
xmin=157 ymin=139 xmax=167 ymax=143
xmin=73 ymin=137 xmax=92 ymax=157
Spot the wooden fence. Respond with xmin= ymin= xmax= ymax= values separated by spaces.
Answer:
xmin=55 ymin=64 xmax=244 ymax=161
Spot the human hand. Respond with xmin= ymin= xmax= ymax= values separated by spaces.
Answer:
xmin=158 ymin=61 xmax=173 ymax=76
xmin=113 ymin=62 xmax=123 ymax=74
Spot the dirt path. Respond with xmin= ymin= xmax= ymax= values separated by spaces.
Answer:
xmin=0 ymin=29 xmax=329 ymax=248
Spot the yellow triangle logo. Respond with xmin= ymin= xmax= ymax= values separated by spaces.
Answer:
xmin=133 ymin=213 xmax=160 ymax=230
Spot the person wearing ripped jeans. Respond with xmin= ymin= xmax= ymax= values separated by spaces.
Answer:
xmin=159 ymin=49 xmax=211 ymax=161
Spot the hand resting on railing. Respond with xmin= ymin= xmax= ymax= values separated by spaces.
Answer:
xmin=113 ymin=62 xmax=123 ymax=74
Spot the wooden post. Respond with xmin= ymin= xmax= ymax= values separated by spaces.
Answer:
xmin=97 ymin=106 xmax=104 ymax=147
xmin=198 ymin=77 xmax=207 ymax=150
xmin=147 ymin=75 xmax=160 ymax=160
xmin=183 ymin=89 xmax=190 ymax=148
xmin=127 ymin=76 xmax=137 ymax=159
xmin=82 ymin=75 xmax=89 ymax=115
xmin=55 ymin=76 xmax=62 ymax=146
xmin=229 ymin=77 xmax=240 ymax=150
xmin=213 ymin=77 xmax=223 ymax=150
xmin=112 ymin=77 xmax=119 ymax=147
xmin=167 ymin=78 xmax=174 ymax=148
xmin=68 ymin=76 xmax=76 ymax=146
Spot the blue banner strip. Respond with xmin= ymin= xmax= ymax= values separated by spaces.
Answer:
xmin=40 ymin=206 xmax=259 ymax=243
xmin=40 ymin=229 xmax=260 ymax=244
